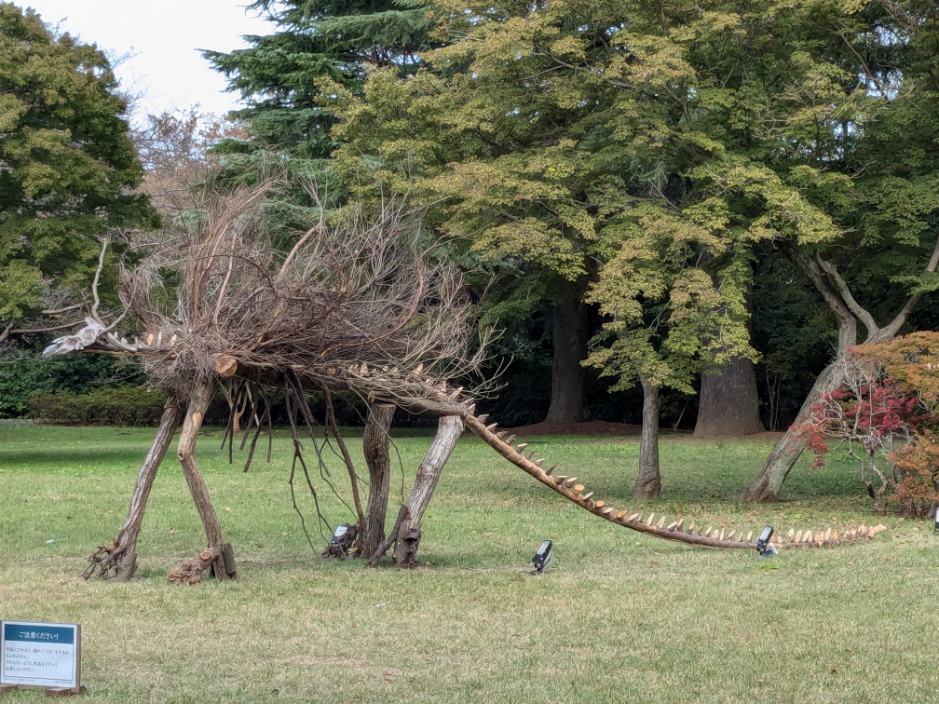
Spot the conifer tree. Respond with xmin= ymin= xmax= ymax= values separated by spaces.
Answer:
xmin=204 ymin=1 xmax=432 ymax=167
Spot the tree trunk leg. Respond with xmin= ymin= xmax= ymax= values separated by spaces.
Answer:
xmin=744 ymin=362 xmax=846 ymax=501
xmin=83 ymin=397 xmax=184 ymax=580
xmin=362 ymin=403 xmax=395 ymax=559
xmin=170 ymin=377 xmax=234 ymax=582
xmin=634 ymin=377 xmax=661 ymax=499
xmin=391 ymin=415 xmax=464 ymax=567
xmin=545 ymin=292 xmax=590 ymax=424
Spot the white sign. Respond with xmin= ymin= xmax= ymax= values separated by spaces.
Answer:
xmin=0 ymin=620 xmax=81 ymax=689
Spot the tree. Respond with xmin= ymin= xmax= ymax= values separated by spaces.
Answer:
xmin=0 ymin=3 xmax=154 ymax=341
xmin=203 ymin=1 xmax=432 ymax=168
xmin=585 ymin=207 xmax=752 ymax=498
xmin=742 ymin=0 xmax=939 ymax=499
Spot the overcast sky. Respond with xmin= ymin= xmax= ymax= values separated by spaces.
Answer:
xmin=22 ymin=1 xmax=272 ymax=124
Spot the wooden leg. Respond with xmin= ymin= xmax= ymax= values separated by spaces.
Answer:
xmin=392 ymin=414 xmax=463 ymax=567
xmin=170 ymin=377 xmax=234 ymax=582
xmin=361 ymin=404 xmax=395 ymax=559
xmin=83 ymin=398 xmax=183 ymax=580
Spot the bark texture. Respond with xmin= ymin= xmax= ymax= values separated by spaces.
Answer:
xmin=176 ymin=377 xmax=233 ymax=580
xmin=694 ymin=357 xmax=765 ymax=438
xmin=362 ymin=403 xmax=395 ymax=558
xmin=84 ymin=397 xmax=183 ymax=580
xmin=545 ymin=295 xmax=590 ymax=423
xmin=634 ymin=378 xmax=661 ymax=499
xmin=392 ymin=414 xmax=464 ymax=566
xmin=744 ymin=362 xmax=846 ymax=501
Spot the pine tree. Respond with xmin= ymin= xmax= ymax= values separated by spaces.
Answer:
xmin=204 ymin=1 xmax=432 ymax=166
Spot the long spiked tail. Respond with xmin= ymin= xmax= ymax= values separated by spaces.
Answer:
xmin=462 ymin=414 xmax=886 ymax=550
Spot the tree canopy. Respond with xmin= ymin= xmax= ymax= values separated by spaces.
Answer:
xmin=0 ymin=3 xmax=154 ymax=333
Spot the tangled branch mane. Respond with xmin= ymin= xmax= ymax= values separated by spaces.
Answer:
xmin=121 ymin=182 xmax=490 ymax=399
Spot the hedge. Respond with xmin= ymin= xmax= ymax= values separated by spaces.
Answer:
xmin=27 ymin=386 xmax=167 ymax=426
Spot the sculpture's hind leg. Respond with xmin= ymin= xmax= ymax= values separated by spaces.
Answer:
xmin=83 ymin=397 xmax=184 ymax=580
xmin=169 ymin=377 xmax=236 ymax=583
xmin=361 ymin=403 xmax=395 ymax=560
xmin=391 ymin=414 xmax=464 ymax=567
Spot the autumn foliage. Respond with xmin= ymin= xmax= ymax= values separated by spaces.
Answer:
xmin=800 ymin=332 xmax=939 ymax=516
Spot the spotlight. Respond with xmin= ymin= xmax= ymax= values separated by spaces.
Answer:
xmin=756 ymin=525 xmax=778 ymax=558
xmin=323 ymin=523 xmax=357 ymax=558
xmin=532 ymin=540 xmax=553 ymax=574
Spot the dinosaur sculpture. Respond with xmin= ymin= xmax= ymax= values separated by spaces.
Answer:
xmin=41 ymin=184 xmax=886 ymax=583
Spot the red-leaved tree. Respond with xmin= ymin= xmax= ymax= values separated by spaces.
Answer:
xmin=799 ymin=332 xmax=939 ymax=515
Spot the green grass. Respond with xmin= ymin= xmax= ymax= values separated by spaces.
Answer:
xmin=1 ymin=421 xmax=937 ymax=703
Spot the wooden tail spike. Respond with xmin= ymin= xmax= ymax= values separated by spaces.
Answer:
xmin=718 ymin=528 xmax=726 ymax=541
xmin=486 ymin=423 xmax=498 ymax=432
xmin=824 ymin=528 xmax=832 ymax=543
xmin=506 ymin=434 xmax=517 ymax=445
xmin=675 ymin=518 xmax=684 ymax=532
xmin=832 ymin=529 xmax=840 ymax=542
xmin=412 ymin=363 xmax=424 ymax=375
xmin=477 ymin=414 xmax=489 ymax=424
xmin=666 ymin=520 xmax=678 ymax=531
xmin=581 ymin=492 xmax=594 ymax=501
xmin=516 ymin=443 xmax=529 ymax=451
xmin=746 ymin=531 xmax=753 ymax=542
xmin=535 ymin=459 xmax=545 ymax=466
xmin=726 ymin=530 xmax=736 ymax=540
xmin=556 ymin=475 xmax=568 ymax=482
xmin=646 ymin=513 xmax=655 ymax=526
xmin=656 ymin=517 xmax=666 ymax=529
xmin=601 ymin=506 xmax=614 ymax=515
xmin=787 ymin=528 xmax=795 ymax=541
xmin=858 ymin=525 xmax=868 ymax=537
xmin=545 ymin=465 xmax=556 ymax=476
xmin=562 ymin=477 xmax=578 ymax=488
xmin=497 ymin=431 xmax=507 ymax=439
xmin=794 ymin=530 xmax=804 ymax=543
xmin=687 ymin=522 xmax=696 ymax=534
xmin=628 ymin=512 xmax=642 ymax=522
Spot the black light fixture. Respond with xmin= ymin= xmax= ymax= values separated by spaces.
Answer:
xmin=756 ymin=525 xmax=778 ymax=558
xmin=323 ymin=523 xmax=357 ymax=558
xmin=532 ymin=540 xmax=553 ymax=574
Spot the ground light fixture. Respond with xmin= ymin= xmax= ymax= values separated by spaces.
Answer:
xmin=755 ymin=525 xmax=778 ymax=558
xmin=531 ymin=539 xmax=553 ymax=574
xmin=325 ymin=523 xmax=357 ymax=558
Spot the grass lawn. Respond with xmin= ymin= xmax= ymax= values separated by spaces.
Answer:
xmin=0 ymin=421 xmax=936 ymax=703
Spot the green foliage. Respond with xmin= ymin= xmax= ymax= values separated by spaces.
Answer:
xmin=0 ymin=3 xmax=155 ymax=324
xmin=0 ymin=350 xmax=145 ymax=417
xmin=27 ymin=386 xmax=166 ymax=425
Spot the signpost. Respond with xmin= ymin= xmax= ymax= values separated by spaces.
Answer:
xmin=0 ymin=621 xmax=83 ymax=696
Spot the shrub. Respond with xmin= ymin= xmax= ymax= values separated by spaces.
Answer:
xmin=800 ymin=332 xmax=939 ymax=516
xmin=27 ymin=386 xmax=167 ymax=426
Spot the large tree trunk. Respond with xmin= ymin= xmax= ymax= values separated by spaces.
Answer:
xmin=361 ymin=403 xmax=395 ymax=559
xmin=173 ymin=377 xmax=234 ymax=581
xmin=634 ymin=377 xmax=661 ymax=499
xmin=694 ymin=357 xmax=765 ymax=438
xmin=544 ymin=295 xmax=589 ymax=423
xmin=83 ymin=397 xmax=184 ymax=580
xmin=392 ymin=414 xmax=464 ymax=566
xmin=744 ymin=361 xmax=848 ymax=501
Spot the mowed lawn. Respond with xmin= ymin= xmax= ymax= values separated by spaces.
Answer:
xmin=0 ymin=422 xmax=937 ymax=703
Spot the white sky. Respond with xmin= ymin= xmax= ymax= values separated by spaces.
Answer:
xmin=22 ymin=1 xmax=272 ymax=124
